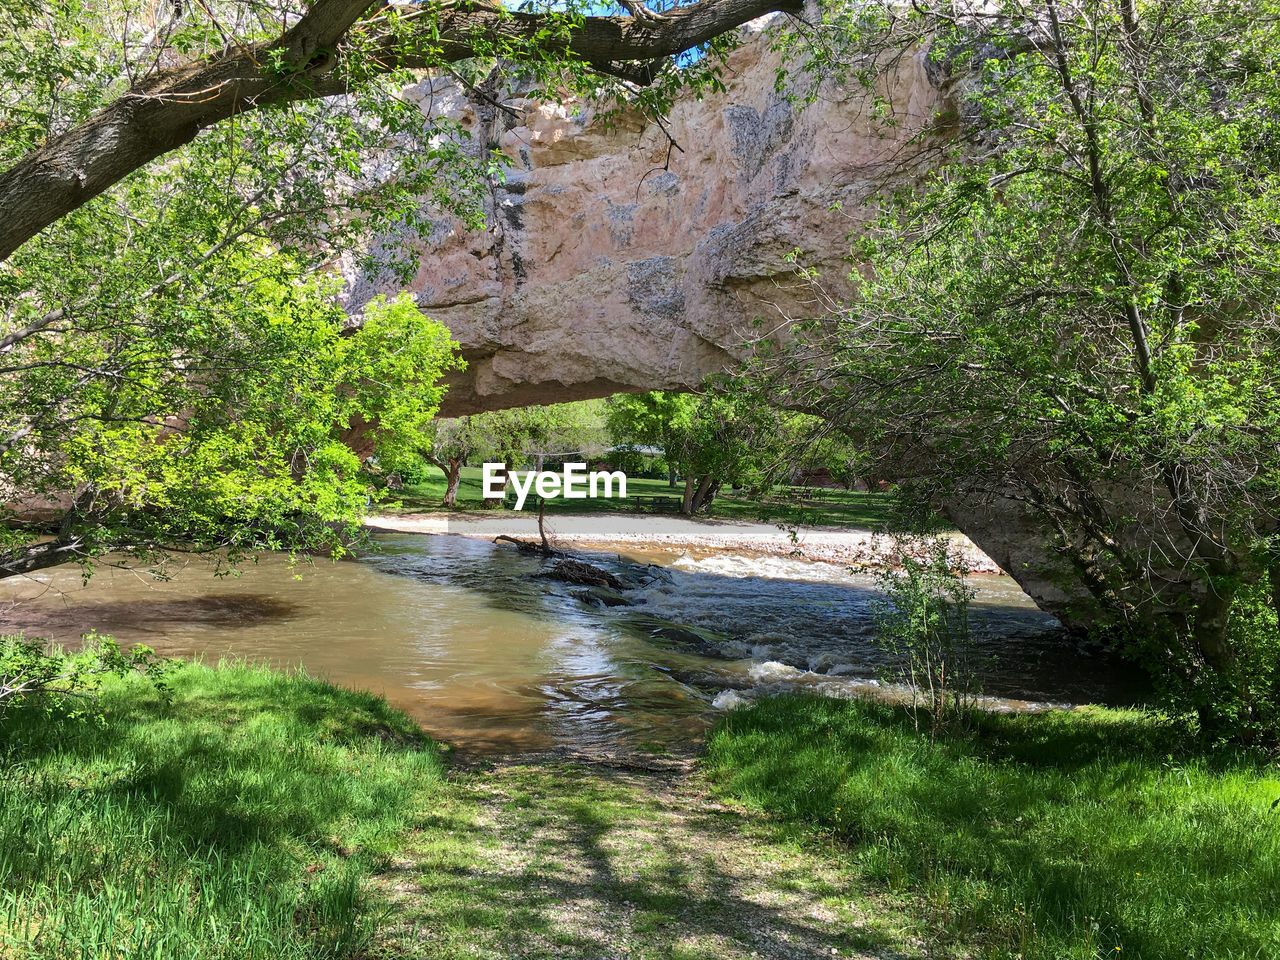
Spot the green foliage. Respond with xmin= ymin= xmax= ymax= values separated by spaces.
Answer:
xmin=707 ymin=695 xmax=1280 ymax=960
xmin=377 ymin=401 xmax=609 ymax=509
xmin=1 ymin=238 xmax=461 ymax=575
xmin=0 ymin=634 xmax=168 ymax=720
xmin=605 ymin=443 xmax=670 ymax=480
xmin=0 ymin=25 xmax=469 ymax=576
xmin=756 ymin=0 xmax=1280 ymax=740
xmin=871 ymin=535 xmax=981 ymax=737
xmin=1168 ymin=578 xmax=1280 ymax=748
xmin=605 ymin=392 xmax=700 ymax=469
xmin=607 ymin=391 xmax=759 ymax=506
xmin=0 ymin=661 xmax=444 ymax=959
xmin=607 ymin=389 xmax=869 ymax=513
xmin=443 ymin=400 xmax=609 ymax=469
xmin=393 ymin=401 xmax=607 ymax=476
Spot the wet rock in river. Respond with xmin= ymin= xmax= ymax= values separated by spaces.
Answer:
xmin=610 ymin=561 xmax=674 ymax=589
xmin=572 ymin=586 xmax=636 ymax=608
xmin=638 ymin=622 xmax=731 ymax=659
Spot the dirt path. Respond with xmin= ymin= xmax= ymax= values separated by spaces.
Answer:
xmin=372 ymin=756 xmax=928 ymax=960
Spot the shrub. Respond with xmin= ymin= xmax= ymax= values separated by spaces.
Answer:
xmin=871 ymin=535 xmax=981 ymax=738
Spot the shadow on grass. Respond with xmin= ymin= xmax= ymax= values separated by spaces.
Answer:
xmin=704 ymin=695 xmax=1280 ymax=960
xmin=0 ymin=663 xmax=444 ymax=959
xmin=378 ymin=762 xmax=917 ymax=960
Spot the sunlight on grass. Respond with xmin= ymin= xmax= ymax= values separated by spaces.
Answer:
xmin=705 ymin=695 xmax=1280 ymax=960
xmin=0 ymin=662 xmax=445 ymax=959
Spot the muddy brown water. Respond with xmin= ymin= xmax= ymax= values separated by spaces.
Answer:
xmin=0 ymin=533 xmax=1143 ymax=753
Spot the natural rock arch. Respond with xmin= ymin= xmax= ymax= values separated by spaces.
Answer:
xmin=343 ymin=22 xmax=943 ymax=417
xmin=342 ymin=26 xmax=1097 ymax=636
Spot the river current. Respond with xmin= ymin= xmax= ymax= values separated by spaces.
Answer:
xmin=0 ymin=533 xmax=1141 ymax=753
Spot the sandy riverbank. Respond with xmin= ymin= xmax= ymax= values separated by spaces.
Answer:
xmin=365 ymin=510 xmax=1004 ymax=574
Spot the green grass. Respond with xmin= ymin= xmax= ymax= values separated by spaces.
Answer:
xmin=18 ymin=658 xmax=1271 ymax=959
xmin=0 ymin=662 xmax=446 ymax=960
xmin=705 ymin=695 xmax=1280 ymax=960
xmin=381 ymin=466 xmax=891 ymax=528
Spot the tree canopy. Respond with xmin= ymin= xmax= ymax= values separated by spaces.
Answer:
xmin=754 ymin=0 xmax=1280 ymax=740
xmin=606 ymin=390 xmax=848 ymax=513
xmin=0 ymin=0 xmax=806 ymax=578
xmin=398 ymin=400 xmax=607 ymax=506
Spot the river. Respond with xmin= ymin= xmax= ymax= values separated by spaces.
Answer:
xmin=0 ymin=533 xmax=1142 ymax=753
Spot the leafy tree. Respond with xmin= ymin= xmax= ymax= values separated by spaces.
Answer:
xmin=871 ymin=535 xmax=980 ymax=740
xmin=605 ymin=391 xmax=699 ymax=487
xmin=0 ymin=78 xmax=465 ymax=576
xmin=1 ymin=243 xmax=461 ymax=577
xmin=415 ymin=418 xmax=486 ymax=508
xmin=759 ymin=0 xmax=1280 ymax=741
xmin=607 ymin=390 xmax=790 ymax=513
xmin=394 ymin=401 xmax=607 ymax=507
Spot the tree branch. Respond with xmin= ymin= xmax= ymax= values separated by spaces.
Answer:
xmin=0 ymin=0 xmax=799 ymax=262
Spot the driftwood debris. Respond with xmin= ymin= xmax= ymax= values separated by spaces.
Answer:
xmin=492 ymin=497 xmax=562 ymax=556
xmin=493 ymin=534 xmax=563 ymax=557
xmin=490 ymin=498 xmax=630 ymax=591
xmin=538 ymin=558 xmax=628 ymax=590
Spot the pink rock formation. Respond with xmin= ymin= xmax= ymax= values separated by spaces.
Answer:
xmin=342 ymin=21 xmax=944 ymax=416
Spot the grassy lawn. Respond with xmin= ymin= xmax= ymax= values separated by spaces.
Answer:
xmin=8 ymin=658 xmax=1276 ymax=959
xmin=705 ymin=695 xmax=1280 ymax=960
xmin=379 ymin=466 xmax=891 ymax=528
xmin=0 ymin=662 xmax=447 ymax=960
xmin=0 ymin=659 xmax=930 ymax=960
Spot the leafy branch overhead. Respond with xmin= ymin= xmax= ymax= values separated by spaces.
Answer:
xmin=0 ymin=0 xmax=803 ymax=262
xmin=750 ymin=0 xmax=1280 ymax=744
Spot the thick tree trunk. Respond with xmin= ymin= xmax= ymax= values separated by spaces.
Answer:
xmin=1190 ymin=583 xmax=1248 ymax=737
xmin=691 ymin=475 xmax=718 ymax=514
xmin=680 ymin=476 xmax=698 ymax=515
xmin=0 ymin=0 xmax=799 ymax=263
xmin=442 ymin=458 xmax=464 ymax=508
xmin=426 ymin=455 xmax=465 ymax=508
xmin=668 ymin=463 xmax=678 ymax=488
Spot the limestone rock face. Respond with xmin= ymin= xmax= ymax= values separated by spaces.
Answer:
xmin=343 ymin=23 xmax=944 ymax=416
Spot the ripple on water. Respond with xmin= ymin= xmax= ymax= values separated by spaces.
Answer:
xmin=0 ymin=533 xmax=1145 ymax=752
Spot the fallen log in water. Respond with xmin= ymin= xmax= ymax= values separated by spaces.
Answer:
xmin=491 ymin=536 xmax=628 ymax=589
xmin=493 ymin=534 xmax=564 ymax=557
